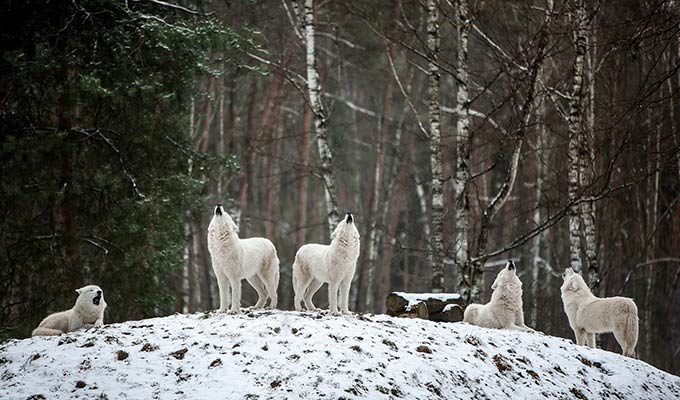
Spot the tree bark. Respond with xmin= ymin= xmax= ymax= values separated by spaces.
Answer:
xmin=427 ymin=0 xmax=445 ymax=293
xmin=568 ymin=0 xmax=588 ymax=277
xmin=453 ymin=0 xmax=472 ymax=299
xmin=304 ymin=0 xmax=340 ymax=237
xmin=583 ymin=11 xmax=599 ymax=290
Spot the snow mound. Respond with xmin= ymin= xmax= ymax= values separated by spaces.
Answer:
xmin=1 ymin=311 xmax=679 ymax=399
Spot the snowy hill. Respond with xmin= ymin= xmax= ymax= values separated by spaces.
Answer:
xmin=1 ymin=311 xmax=679 ymax=399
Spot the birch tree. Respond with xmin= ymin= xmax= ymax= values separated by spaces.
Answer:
xmin=567 ymin=0 xmax=589 ymax=278
xmin=583 ymin=9 xmax=599 ymax=289
xmin=452 ymin=0 xmax=472 ymax=300
xmin=304 ymin=0 xmax=340 ymax=236
xmin=427 ymin=0 xmax=445 ymax=293
xmin=461 ymin=0 xmax=555 ymax=301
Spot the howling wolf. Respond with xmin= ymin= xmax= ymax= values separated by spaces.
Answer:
xmin=32 ymin=285 xmax=106 ymax=336
xmin=463 ymin=261 xmax=534 ymax=332
xmin=561 ymin=268 xmax=638 ymax=357
xmin=292 ymin=213 xmax=360 ymax=315
xmin=207 ymin=204 xmax=280 ymax=313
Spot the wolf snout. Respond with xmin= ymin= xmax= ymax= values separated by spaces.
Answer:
xmin=97 ymin=290 xmax=102 ymax=295
xmin=507 ymin=260 xmax=515 ymax=270
xmin=345 ymin=213 xmax=353 ymax=223
xmin=215 ymin=204 xmax=223 ymax=216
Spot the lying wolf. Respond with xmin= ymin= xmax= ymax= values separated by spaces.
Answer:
xmin=463 ymin=261 xmax=534 ymax=332
xmin=207 ymin=204 xmax=280 ymax=313
xmin=561 ymin=268 xmax=638 ymax=357
xmin=292 ymin=213 xmax=360 ymax=315
xmin=32 ymin=285 xmax=106 ymax=336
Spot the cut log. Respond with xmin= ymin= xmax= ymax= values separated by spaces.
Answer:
xmin=386 ymin=292 xmax=465 ymax=322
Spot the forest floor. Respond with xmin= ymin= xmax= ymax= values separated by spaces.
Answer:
xmin=1 ymin=310 xmax=679 ymax=399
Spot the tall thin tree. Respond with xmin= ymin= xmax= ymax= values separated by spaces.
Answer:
xmin=427 ymin=0 xmax=445 ymax=293
xmin=304 ymin=0 xmax=340 ymax=236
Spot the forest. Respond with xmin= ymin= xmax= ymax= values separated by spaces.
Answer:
xmin=1 ymin=0 xmax=679 ymax=376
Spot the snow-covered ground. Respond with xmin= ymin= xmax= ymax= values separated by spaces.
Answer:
xmin=2 ymin=311 xmax=679 ymax=399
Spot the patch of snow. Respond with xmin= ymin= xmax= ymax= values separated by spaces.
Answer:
xmin=1 ymin=311 xmax=679 ymax=399
xmin=442 ymin=304 xmax=462 ymax=313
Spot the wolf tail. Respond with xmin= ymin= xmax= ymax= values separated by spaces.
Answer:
xmin=622 ymin=301 xmax=639 ymax=358
xmin=32 ymin=327 xmax=64 ymax=337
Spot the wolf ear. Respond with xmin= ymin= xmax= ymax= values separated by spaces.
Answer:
xmin=230 ymin=219 xmax=239 ymax=233
xmin=75 ymin=288 xmax=83 ymax=294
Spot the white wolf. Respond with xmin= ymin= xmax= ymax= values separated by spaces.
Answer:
xmin=292 ymin=213 xmax=360 ymax=315
xmin=463 ymin=261 xmax=534 ymax=332
xmin=32 ymin=285 xmax=106 ymax=337
xmin=561 ymin=268 xmax=638 ymax=357
xmin=207 ymin=204 xmax=279 ymax=313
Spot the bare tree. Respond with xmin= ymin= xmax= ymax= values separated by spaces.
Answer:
xmin=452 ymin=0 xmax=472 ymax=299
xmin=567 ymin=0 xmax=590 ymax=281
xmin=427 ymin=0 xmax=445 ymax=293
xmin=304 ymin=0 xmax=340 ymax=236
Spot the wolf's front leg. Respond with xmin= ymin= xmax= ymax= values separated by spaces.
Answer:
xmin=339 ymin=276 xmax=352 ymax=314
xmin=229 ymin=278 xmax=242 ymax=313
xmin=215 ymin=273 xmax=231 ymax=313
xmin=328 ymin=282 xmax=340 ymax=315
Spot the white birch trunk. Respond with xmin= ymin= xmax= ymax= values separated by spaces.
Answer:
xmin=583 ymin=12 xmax=599 ymax=290
xmin=365 ymin=124 xmax=385 ymax=311
xmin=454 ymin=0 xmax=472 ymax=299
xmin=568 ymin=0 xmax=588 ymax=276
xmin=416 ymin=178 xmax=432 ymax=290
xmin=427 ymin=0 xmax=445 ymax=293
xmin=304 ymin=0 xmax=340 ymax=237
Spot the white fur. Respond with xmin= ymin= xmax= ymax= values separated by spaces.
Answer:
xmin=463 ymin=261 xmax=534 ymax=332
xmin=32 ymin=285 xmax=107 ymax=336
xmin=292 ymin=214 xmax=360 ymax=315
xmin=207 ymin=205 xmax=280 ymax=313
xmin=560 ymin=268 xmax=638 ymax=357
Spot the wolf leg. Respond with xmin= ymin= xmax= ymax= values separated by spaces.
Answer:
xmin=229 ymin=278 xmax=242 ymax=313
xmin=304 ymin=279 xmax=323 ymax=311
xmin=339 ymin=276 xmax=352 ymax=314
xmin=328 ymin=281 xmax=340 ymax=315
xmin=32 ymin=327 xmax=64 ymax=336
xmin=247 ymin=274 xmax=267 ymax=309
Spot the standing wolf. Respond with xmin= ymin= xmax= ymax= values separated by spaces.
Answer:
xmin=292 ymin=213 xmax=360 ymax=315
xmin=463 ymin=261 xmax=534 ymax=332
xmin=207 ymin=204 xmax=279 ymax=313
xmin=561 ymin=268 xmax=638 ymax=357
xmin=32 ymin=285 xmax=106 ymax=336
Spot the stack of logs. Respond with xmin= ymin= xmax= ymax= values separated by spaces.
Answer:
xmin=385 ymin=292 xmax=466 ymax=322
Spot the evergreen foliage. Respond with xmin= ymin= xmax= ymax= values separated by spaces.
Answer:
xmin=0 ymin=0 xmax=242 ymax=338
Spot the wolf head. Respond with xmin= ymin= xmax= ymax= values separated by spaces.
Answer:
xmin=560 ymin=268 xmax=589 ymax=294
xmin=491 ymin=260 xmax=521 ymax=291
xmin=210 ymin=204 xmax=239 ymax=234
xmin=331 ymin=213 xmax=360 ymax=241
xmin=75 ymin=285 xmax=105 ymax=308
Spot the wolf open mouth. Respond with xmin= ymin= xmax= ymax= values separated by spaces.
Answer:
xmin=93 ymin=293 xmax=102 ymax=305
